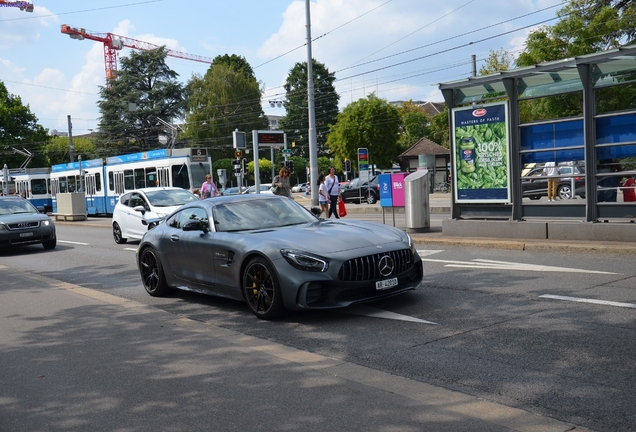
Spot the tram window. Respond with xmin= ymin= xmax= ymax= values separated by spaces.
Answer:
xmin=134 ymin=168 xmax=146 ymax=189
xmin=172 ymin=164 xmax=191 ymax=189
xmin=146 ymin=168 xmax=157 ymax=187
xmin=31 ymin=179 xmax=48 ymax=195
xmin=190 ymin=163 xmax=210 ymax=189
xmin=109 ymin=172 xmax=114 ymax=191
xmin=124 ymin=170 xmax=135 ymax=190
xmin=95 ymin=173 xmax=101 ymax=192
xmin=59 ymin=177 xmax=68 ymax=193
xmin=68 ymin=176 xmax=77 ymax=192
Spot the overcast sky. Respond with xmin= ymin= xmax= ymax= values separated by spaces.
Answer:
xmin=0 ymin=0 xmax=564 ymax=135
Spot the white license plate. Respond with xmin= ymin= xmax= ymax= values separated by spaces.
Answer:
xmin=376 ymin=277 xmax=398 ymax=290
xmin=20 ymin=232 xmax=34 ymax=237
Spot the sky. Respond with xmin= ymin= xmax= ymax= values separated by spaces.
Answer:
xmin=0 ymin=0 xmax=566 ymax=137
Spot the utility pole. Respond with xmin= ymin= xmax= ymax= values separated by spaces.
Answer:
xmin=67 ymin=115 xmax=75 ymax=162
xmin=306 ymin=0 xmax=319 ymax=206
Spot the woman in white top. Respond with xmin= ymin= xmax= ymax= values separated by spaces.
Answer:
xmin=324 ymin=166 xmax=340 ymax=218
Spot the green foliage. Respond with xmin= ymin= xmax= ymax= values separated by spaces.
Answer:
xmin=326 ymin=94 xmax=401 ymax=170
xmin=397 ymin=101 xmax=429 ymax=149
xmin=279 ymin=59 xmax=339 ymax=157
xmin=183 ymin=55 xmax=268 ymax=156
xmin=0 ymin=81 xmax=49 ymax=168
xmin=44 ymin=136 xmax=96 ymax=166
xmin=96 ymin=47 xmax=185 ymax=154
xmin=479 ymin=48 xmax=515 ymax=75
xmin=427 ymin=106 xmax=450 ymax=149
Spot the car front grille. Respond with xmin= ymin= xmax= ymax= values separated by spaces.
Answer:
xmin=7 ymin=221 xmax=40 ymax=230
xmin=338 ymin=249 xmax=413 ymax=281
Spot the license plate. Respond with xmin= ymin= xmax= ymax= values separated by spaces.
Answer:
xmin=376 ymin=277 xmax=398 ymax=290
xmin=20 ymin=232 xmax=34 ymax=237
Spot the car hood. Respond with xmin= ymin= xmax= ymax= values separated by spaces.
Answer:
xmin=247 ymin=220 xmax=407 ymax=254
xmin=0 ymin=213 xmax=51 ymax=223
xmin=150 ymin=205 xmax=183 ymax=217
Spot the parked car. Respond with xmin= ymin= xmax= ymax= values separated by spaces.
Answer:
xmin=521 ymin=165 xmax=586 ymax=200
xmin=0 ymin=195 xmax=56 ymax=249
xmin=244 ymin=184 xmax=273 ymax=194
xmin=112 ymin=187 xmax=198 ymax=244
xmin=221 ymin=186 xmax=247 ymax=196
xmin=340 ymin=175 xmax=380 ymax=204
xmin=291 ymin=183 xmax=308 ymax=193
xmin=136 ymin=194 xmax=422 ymax=320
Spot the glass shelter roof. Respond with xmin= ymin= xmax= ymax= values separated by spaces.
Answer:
xmin=439 ymin=44 xmax=636 ymax=105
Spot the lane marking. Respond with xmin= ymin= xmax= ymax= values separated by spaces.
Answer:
xmin=420 ymin=258 xmax=618 ymax=274
xmin=58 ymin=240 xmax=89 ymax=246
xmin=340 ymin=305 xmax=438 ymax=325
xmin=539 ymin=294 xmax=636 ymax=309
xmin=416 ymin=249 xmax=444 ymax=257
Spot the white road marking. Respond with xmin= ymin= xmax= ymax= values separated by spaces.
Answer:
xmin=416 ymin=249 xmax=445 ymax=257
xmin=340 ymin=305 xmax=438 ymax=325
xmin=420 ymin=257 xmax=618 ymax=274
xmin=58 ymin=240 xmax=89 ymax=246
xmin=539 ymin=294 xmax=636 ymax=309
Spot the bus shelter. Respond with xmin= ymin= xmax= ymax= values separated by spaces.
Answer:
xmin=438 ymin=45 xmax=636 ymax=241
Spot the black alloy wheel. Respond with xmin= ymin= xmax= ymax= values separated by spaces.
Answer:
xmin=242 ymin=257 xmax=286 ymax=320
xmin=365 ymin=191 xmax=377 ymax=204
xmin=113 ymin=222 xmax=127 ymax=244
xmin=139 ymin=248 xmax=170 ymax=296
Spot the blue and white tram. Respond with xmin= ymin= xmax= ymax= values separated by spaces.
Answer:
xmin=0 ymin=167 xmax=53 ymax=212
xmin=50 ymin=148 xmax=212 ymax=215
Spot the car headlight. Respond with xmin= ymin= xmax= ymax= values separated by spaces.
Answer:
xmin=42 ymin=220 xmax=50 ymax=226
xmin=405 ymin=232 xmax=415 ymax=252
xmin=280 ymin=249 xmax=329 ymax=272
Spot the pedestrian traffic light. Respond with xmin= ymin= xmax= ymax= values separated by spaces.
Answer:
xmin=241 ymin=158 xmax=247 ymax=174
xmin=285 ymin=160 xmax=294 ymax=173
xmin=344 ymin=159 xmax=351 ymax=172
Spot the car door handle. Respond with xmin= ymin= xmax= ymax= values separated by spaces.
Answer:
xmin=170 ymin=235 xmax=180 ymax=242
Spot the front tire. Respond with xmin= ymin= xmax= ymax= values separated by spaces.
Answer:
xmin=365 ymin=191 xmax=377 ymax=204
xmin=139 ymin=247 xmax=170 ymax=296
xmin=42 ymin=238 xmax=56 ymax=249
xmin=113 ymin=222 xmax=127 ymax=244
xmin=242 ymin=257 xmax=286 ymax=320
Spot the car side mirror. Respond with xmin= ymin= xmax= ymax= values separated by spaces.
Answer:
xmin=133 ymin=205 xmax=146 ymax=215
xmin=182 ymin=220 xmax=208 ymax=233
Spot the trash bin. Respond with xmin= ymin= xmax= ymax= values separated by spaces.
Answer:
xmin=404 ymin=169 xmax=430 ymax=233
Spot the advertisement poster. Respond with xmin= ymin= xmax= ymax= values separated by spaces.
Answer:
xmin=452 ymin=103 xmax=511 ymax=203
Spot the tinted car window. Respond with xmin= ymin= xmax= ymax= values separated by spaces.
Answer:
xmin=179 ymin=207 xmax=209 ymax=231
xmin=129 ymin=193 xmax=148 ymax=210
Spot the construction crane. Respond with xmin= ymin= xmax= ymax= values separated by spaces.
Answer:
xmin=60 ymin=24 xmax=213 ymax=84
xmin=0 ymin=0 xmax=34 ymax=12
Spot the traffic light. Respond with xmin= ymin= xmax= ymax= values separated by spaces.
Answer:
xmin=232 ymin=158 xmax=241 ymax=175
xmin=344 ymin=159 xmax=351 ymax=172
xmin=235 ymin=149 xmax=242 ymax=158
xmin=241 ymin=158 xmax=247 ymax=174
xmin=285 ymin=160 xmax=294 ymax=173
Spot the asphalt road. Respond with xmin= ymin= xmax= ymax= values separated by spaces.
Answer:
xmin=1 ymin=219 xmax=635 ymax=431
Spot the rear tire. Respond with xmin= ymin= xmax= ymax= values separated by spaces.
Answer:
xmin=365 ymin=191 xmax=377 ymax=204
xmin=558 ymin=185 xmax=572 ymax=199
xmin=139 ymin=247 xmax=170 ymax=297
xmin=113 ymin=222 xmax=127 ymax=244
xmin=242 ymin=257 xmax=286 ymax=320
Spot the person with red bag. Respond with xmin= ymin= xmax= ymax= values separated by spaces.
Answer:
xmin=325 ymin=166 xmax=341 ymax=218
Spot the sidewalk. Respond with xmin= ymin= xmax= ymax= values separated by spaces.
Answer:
xmin=54 ymin=193 xmax=636 ymax=254
xmin=0 ymin=267 xmax=584 ymax=431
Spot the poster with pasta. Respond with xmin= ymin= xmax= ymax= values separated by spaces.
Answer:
xmin=452 ymin=102 xmax=511 ymax=203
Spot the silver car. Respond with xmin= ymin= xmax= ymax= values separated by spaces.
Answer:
xmin=0 ymin=196 xmax=56 ymax=249
xmin=136 ymin=195 xmax=422 ymax=320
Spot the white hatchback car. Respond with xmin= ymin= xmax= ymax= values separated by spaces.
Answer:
xmin=112 ymin=187 xmax=198 ymax=244
xmin=244 ymin=184 xmax=273 ymax=194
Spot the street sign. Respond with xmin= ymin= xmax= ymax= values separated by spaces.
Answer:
xmin=282 ymin=149 xmax=292 ymax=155
xmin=358 ymin=148 xmax=369 ymax=171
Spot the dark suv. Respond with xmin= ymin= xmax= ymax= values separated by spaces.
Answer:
xmin=340 ymin=175 xmax=380 ymax=204
xmin=522 ymin=165 xmax=586 ymax=200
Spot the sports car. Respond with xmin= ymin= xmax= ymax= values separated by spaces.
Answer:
xmin=136 ymin=195 xmax=422 ymax=320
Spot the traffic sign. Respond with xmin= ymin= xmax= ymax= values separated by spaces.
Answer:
xmin=282 ymin=149 xmax=292 ymax=155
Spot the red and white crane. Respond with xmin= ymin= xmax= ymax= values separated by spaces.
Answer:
xmin=0 ymin=0 xmax=34 ymax=12
xmin=60 ymin=24 xmax=213 ymax=83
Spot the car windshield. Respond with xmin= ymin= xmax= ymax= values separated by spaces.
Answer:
xmin=145 ymin=189 xmax=198 ymax=207
xmin=212 ymin=197 xmax=317 ymax=232
xmin=0 ymin=199 xmax=38 ymax=215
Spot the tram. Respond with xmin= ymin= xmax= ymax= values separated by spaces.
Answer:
xmin=50 ymin=148 xmax=212 ymax=215
xmin=0 ymin=167 xmax=53 ymax=212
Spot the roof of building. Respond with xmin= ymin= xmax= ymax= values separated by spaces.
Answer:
xmin=399 ymin=137 xmax=450 ymax=158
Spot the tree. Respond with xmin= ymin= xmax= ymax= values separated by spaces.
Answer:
xmin=183 ymin=54 xmax=268 ymax=159
xmin=427 ymin=106 xmax=450 ymax=149
xmin=44 ymin=136 xmax=96 ymax=166
xmin=96 ymin=47 xmax=185 ymax=154
xmin=279 ymin=59 xmax=339 ymax=157
xmin=0 ymin=81 xmax=49 ymax=168
xmin=326 ymin=94 xmax=401 ymax=170
xmin=479 ymin=48 xmax=515 ymax=75
xmin=397 ymin=101 xmax=430 ymax=149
